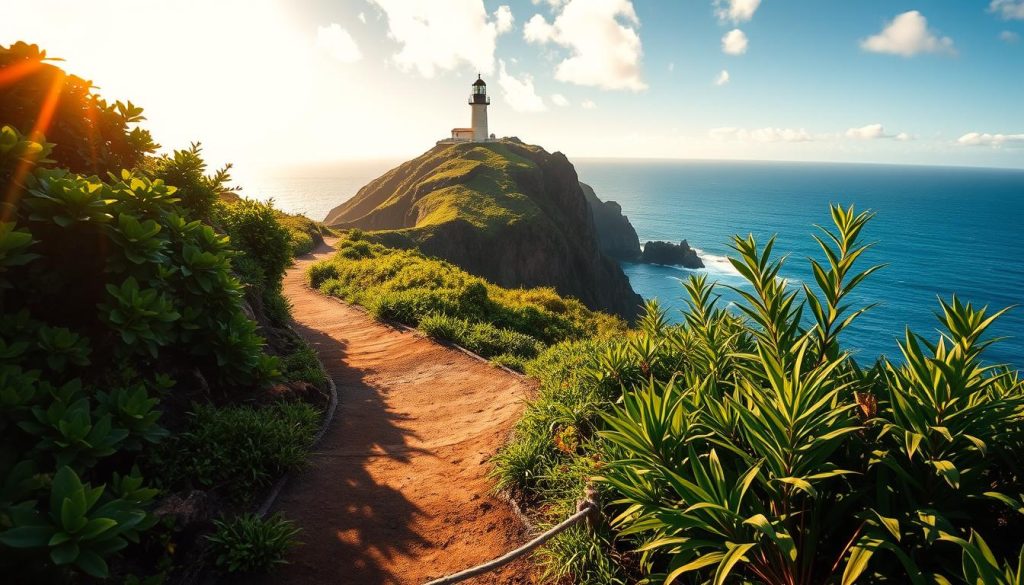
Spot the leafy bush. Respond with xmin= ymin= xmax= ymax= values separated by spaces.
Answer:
xmin=0 ymin=465 xmax=158 ymax=579
xmin=149 ymin=142 xmax=234 ymax=219
xmin=0 ymin=42 xmax=157 ymax=176
xmin=216 ymin=199 xmax=291 ymax=293
xmin=151 ymin=402 xmax=320 ymax=503
xmin=0 ymin=122 xmax=278 ymax=578
xmin=206 ymin=513 xmax=300 ymax=574
xmin=1 ymin=43 xmax=324 ymax=581
xmin=495 ymin=206 xmax=1024 ymax=584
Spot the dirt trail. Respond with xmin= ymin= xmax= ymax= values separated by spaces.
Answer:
xmin=256 ymin=238 xmax=533 ymax=585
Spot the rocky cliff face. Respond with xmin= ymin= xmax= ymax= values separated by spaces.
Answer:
xmin=580 ymin=182 xmax=641 ymax=261
xmin=641 ymin=240 xmax=704 ymax=268
xmin=324 ymin=139 xmax=643 ymax=320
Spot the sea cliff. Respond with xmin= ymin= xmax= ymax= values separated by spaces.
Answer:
xmin=324 ymin=139 xmax=643 ymax=320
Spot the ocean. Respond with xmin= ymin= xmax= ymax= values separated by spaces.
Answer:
xmin=239 ymin=159 xmax=1024 ymax=367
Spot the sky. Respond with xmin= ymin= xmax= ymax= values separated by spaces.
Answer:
xmin=2 ymin=0 xmax=1023 ymax=175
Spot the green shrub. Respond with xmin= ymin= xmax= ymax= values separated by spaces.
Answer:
xmin=461 ymin=321 xmax=542 ymax=359
xmin=206 ymin=513 xmax=300 ymax=574
xmin=151 ymin=402 xmax=320 ymax=503
xmin=418 ymin=313 xmax=542 ymax=361
xmin=0 ymin=45 xmax=312 ymax=581
xmin=489 ymin=353 xmax=529 ymax=372
xmin=280 ymin=344 xmax=329 ymax=391
xmin=288 ymin=229 xmax=315 ymax=256
xmin=216 ymin=199 xmax=291 ymax=291
xmin=263 ymin=287 xmax=293 ymax=327
xmin=0 ymin=42 xmax=157 ymax=176
xmin=419 ymin=312 xmax=471 ymax=341
xmin=149 ymin=142 xmax=231 ymax=219
xmin=307 ymin=261 xmax=339 ymax=288
xmin=274 ymin=211 xmax=325 ymax=257
xmin=0 ymin=465 xmax=158 ymax=579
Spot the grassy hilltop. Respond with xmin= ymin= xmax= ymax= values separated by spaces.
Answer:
xmin=324 ymin=139 xmax=643 ymax=320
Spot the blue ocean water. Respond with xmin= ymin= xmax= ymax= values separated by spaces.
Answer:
xmin=241 ymin=158 xmax=1024 ymax=367
xmin=574 ymin=160 xmax=1024 ymax=367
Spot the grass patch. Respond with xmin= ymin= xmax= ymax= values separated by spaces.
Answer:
xmin=206 ymin=513 xmax=301 ymax=574
xmin=307 ymin=232 xmax=623 ymax=370
xmin=280 ymin=344 xmax=329 ymax=390
xmin=152 ymin=402 xmax=321 ymax=503
xmin=276 ymin=211 xmax=330 ymax=256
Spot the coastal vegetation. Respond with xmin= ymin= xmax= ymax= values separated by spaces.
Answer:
xmin=308 ymin=231 xmax=623 ymax=370
xmin=4 ymin=37 xmax=1022 ymax=585
xmin=494 ymin=205 xmax=1024 ymax=584
xmin=0 ymin=42 xmax=328 ymax=582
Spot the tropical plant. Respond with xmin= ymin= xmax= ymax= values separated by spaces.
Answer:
xmin=493 ymin=205 xmax=1023 ymax=584
xmin=0 ymin=117 xmax=279 ymax=578
xmin=0 ymin=42 xmax=157 ymax=175
xmin=0 ymin=466 xmax=157 ymax=578
xmin=595 ymin=205 xmax=1024 ymax=584
xmin=206 ymin=513 xmax=300 ymax=574
xmin=149 ymin=403 xmax=320 ymax=503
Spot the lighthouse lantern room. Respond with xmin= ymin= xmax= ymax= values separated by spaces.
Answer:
xmin=469 ymin=75 xmax=489 ymax=141
xmin=442 ymin=75 xmax=494 ymax=144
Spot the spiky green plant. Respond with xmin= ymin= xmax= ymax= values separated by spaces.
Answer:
xmin=596 ymin=205 xmax=1024 ymax=584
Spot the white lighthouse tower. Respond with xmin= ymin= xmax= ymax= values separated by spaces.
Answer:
xmin=469 ymin=74 xmax=490 ymax=141
xmin=442 ymin=75 xmax=494 ymax=144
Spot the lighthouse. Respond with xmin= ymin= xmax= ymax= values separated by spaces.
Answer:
xmin=470 ymin=75 xmax=489 ymax=141
xmin=442 ymin=75 xmax=495 ymax=144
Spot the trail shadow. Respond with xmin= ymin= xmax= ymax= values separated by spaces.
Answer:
xmin=252 ymin=264 xmax=431 ymax=584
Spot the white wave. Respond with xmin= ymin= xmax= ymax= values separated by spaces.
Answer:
xmin=693 ymin=248 xmax=743 ymax=277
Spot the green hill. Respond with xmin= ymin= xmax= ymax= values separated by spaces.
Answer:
xmin=324 ymin=139 xmax=642 ymax=320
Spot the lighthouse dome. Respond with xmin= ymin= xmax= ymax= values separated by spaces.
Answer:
xmin=472 ymin=75 xmax=486 ymax=87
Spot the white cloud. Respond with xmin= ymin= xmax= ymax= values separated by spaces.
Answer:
xmin=860 ymin=11 xmax=955 ymax=57
xmin=668 ymin=62 xmax=675 ymax=72
xmin=496 ymin=60 xmax=546 ymax=112
xmin=495 ymin=5 xmax=514 ymax=34
xmin=316 ymin=24 xmax=362 ymax=63
xmin=1000 ymin=30 xmax=1021 ymax=43
xmin=844 ymin=124 xmax=913 ymax=141
xmin=523 ymin=13 xmax=555 ymax=42
xmin=358 ymin=12 xmax=366 ymax=24
xmin=710 ymin=127 xmax=813 ymax=143
xmin=722 ymin=29 xmax=748 ymax=55
xmin=957 ymin=132 xmax=1024 ymax=147
xmin=369 ymin=0 xmax=513 ymax=77
xmin=714 ymin=0 xmax=761 ymax=23
xmin=551 ymin=93 xmax=570 ymax=106
xmin=582 ymin=99 xmax=597 ymax=109
xmin=714 ymin=69 xmax=730 ymax=86
xmin=846 ymin=123 xmax=892 ymax=140
xmin=990 ymin=0 xmax=1024 ymax=20
xmin=522 ymin=0 xmax=646 ymax=91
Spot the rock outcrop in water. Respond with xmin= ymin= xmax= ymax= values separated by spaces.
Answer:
xmin=323 ymin=139 xmax=643 ymax=320
xmin=580 ymin=182 xmax=641 ymax=261
xmin=641 ymin=240 xmax=704 ymax=268
xmin=579 ymin=183 xmax=704 ymax=269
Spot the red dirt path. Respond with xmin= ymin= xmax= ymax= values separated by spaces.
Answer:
xmin=255 ymin=238 xmax=533 ymax=585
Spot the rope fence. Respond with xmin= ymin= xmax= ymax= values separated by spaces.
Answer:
xmin=423 ymin=486 xmax=600 ymax=585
